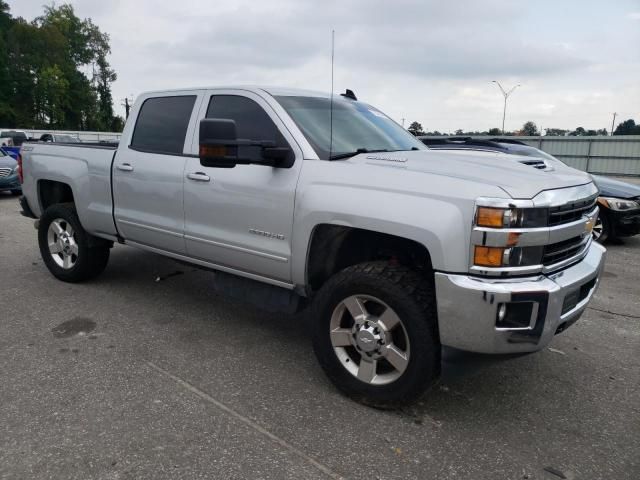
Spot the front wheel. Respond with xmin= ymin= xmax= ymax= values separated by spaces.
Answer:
xmin=38 ymin=203 xmax=111 ymax=282
xmin=311 ymin=261 xmax=441 ymax=407
xmin=592 ymin=211 xmax=613 ymax=243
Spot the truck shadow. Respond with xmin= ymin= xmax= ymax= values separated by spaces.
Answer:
xmin=95 ymin=246 xmax=600 ymax=429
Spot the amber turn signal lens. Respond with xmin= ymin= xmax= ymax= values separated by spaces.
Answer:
xmin=474 ymin=246 xmax=505 ymax=267
xmin=476 ymin=207 xmax=505 ymax=227
xmin=200 ymin=145 xmax=226 ymax=157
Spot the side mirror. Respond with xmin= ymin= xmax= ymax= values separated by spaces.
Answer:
xmin=199 ymin=118 xmax=241 ymax=168
xmin=199 ymin=118 xmax=293 ymax=168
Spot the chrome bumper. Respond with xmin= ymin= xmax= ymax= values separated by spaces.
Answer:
xmin=434 ymin=242 xmax=606 ymax=354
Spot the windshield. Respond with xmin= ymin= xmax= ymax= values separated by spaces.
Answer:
xmin=275 ymin=95 xmax=425 ymax=159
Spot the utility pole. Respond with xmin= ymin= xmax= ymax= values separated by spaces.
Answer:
xmin=492 ymin=81 xmax=521 ymax=134
xmin=121 ymin=96 xmax=133 ymax=119
xmin=401 ymin=118 xmax=405 ymax=128
xmin=610 ymin=112 xmax=617 ymax=136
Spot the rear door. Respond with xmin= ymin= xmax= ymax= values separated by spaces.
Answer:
xmin=183 ymin=90 xmax=303 ymax=284
xmin=113 ymin=92 xmax=204 ymax=254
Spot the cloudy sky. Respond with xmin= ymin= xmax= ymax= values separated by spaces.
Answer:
xmin=8 ymin=0 xmax=640 ymax=133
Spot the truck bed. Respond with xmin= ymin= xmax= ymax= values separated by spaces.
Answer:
xmin=21 ymin=142 xmax=119 ymax=239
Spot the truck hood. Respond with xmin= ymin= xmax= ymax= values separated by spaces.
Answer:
xmin=350 ymin=149 xmax=593 ymax=199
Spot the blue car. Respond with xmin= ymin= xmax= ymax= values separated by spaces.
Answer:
xmin=0 ymin=148 xmax=21 ymax=195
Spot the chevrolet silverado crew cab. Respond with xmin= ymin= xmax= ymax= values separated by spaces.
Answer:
xmin=18 ymin=86 xmax=606 ymax=405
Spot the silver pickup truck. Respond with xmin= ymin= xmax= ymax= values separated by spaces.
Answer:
xmin=18 ymin=86 xmax=606 ymax=405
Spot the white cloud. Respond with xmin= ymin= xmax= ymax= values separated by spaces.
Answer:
xmin=5 ymin=0 xmax=640 ymax=132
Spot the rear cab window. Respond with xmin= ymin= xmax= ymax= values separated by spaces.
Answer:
xmin=130 ymin=96 xmax=197 ymax=154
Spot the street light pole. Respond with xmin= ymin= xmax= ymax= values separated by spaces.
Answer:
xmin=492 ymin=81 xmax=521 ymax=134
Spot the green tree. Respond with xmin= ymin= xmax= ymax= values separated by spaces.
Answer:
xmin=613 ymin=119 xmax=640 ymax=135
xmin=487 ymin=127 xmax=502 ymax=136
xmin=0 ymin=3 xmax=120 ymax=131
xmin=521 ymin=121 xmax=539 ymax=136
xmin=545 ymin=128 xmax=568 ymax=136
xmin=570 ymin=127 xmax=586 ymax=136
xmin=408 ymin=121 xmax=424 ymax=136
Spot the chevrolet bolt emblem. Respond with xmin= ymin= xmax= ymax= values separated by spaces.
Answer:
xmin=585 ymin=217 xmax=595 ymax=234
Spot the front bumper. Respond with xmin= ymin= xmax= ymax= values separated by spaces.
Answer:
xmin=0 ymin=173 xmax=20 ymax=191
xmin=609 ymin=208 xmax=640 ymax=237
xmin=434 ymin=242 xmax=606 ymax=354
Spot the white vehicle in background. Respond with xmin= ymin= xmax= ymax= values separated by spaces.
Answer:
xmin=39 ymin=133 xmax=81 ymax=143
xmin=1 ymin=129 xmax=28 ymax=146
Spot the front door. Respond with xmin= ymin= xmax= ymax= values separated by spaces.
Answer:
xmin=113 ymin=93 xmax=201 ymax=254
xmin=183 ymin=91 xmax=302 ymax=283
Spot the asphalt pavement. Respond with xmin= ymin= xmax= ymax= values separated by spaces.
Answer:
xmin=0 ymin=191 xmax=638 ymax=480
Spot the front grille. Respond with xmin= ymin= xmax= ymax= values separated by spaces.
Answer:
xmin=543 ymin=235 xmax=589 ymax=266
xmin=0 ymin=167 xmax=12 ymax=178
xmin=548 ymin=196 xmax=597 ymax=226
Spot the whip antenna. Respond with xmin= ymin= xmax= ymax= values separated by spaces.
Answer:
xmin=329 ymin=29 xmax=335 ymax=160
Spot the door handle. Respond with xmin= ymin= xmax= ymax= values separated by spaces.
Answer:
xmin=117 ymin=163 xmax=134 ymax=172
xmin=187 ymin=172 xmax=211 ymax=182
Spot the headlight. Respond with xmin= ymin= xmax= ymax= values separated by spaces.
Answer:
xmin=473 ymin=245 xmax=544 ymax=268
xmin=599 ymin=197 xmax=640 ymax=211
xmin=475 ymin=206 xmax=547 ymax=229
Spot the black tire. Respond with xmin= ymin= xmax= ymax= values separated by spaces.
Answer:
xmin=311 ymin=261 xmax=441 ymax=407
xmin=593 ymin=210 xmax=614 ymax=243
xmin=10 ymin=189 xmax=21 ymax=196
xmin=38 ymin=203 xmax=110 ymax=282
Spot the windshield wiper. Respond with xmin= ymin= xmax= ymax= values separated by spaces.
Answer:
xmin=329 ymin=148 xmax=390 ymax=160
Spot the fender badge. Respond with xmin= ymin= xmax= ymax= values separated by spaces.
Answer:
xmin=365 ymin=155 xmax=408 ymax=163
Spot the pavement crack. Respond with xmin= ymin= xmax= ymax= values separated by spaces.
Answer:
xmin=587 ymin=306 xmax=640 ymax=319
xmin=146 ymin=361 xmax=344 ymax=480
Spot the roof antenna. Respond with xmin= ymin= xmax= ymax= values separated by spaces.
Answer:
xmin=329 ymin=29 xmax=335 ymax=160
xmin=341 ymin=89 xmax=357 ymax=100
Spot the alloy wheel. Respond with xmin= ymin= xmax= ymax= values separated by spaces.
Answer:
xmin=329 ymin=294 xmax=410 ymax=385
xmin=47 ymin=218 xmax=79 ymax=269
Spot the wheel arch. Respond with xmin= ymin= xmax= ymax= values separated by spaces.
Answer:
xmin=38 ymin=179 xmax=75 ymax=212
xmin=304 ymin=224 xmax=435 ymax=292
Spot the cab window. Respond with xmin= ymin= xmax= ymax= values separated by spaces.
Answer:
xmin=131 ymin=95 xmax=196 ymax=154
xmin=206 ymin=95 xmax=289 ymax=149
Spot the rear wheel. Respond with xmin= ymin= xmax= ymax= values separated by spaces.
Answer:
xmin=10 ymin=189 xmax=21 ymax=196
xmin=312 ymin=261 xmax=440 ymax=407
xmin=38 ymin=203 xmax=111 ymax=282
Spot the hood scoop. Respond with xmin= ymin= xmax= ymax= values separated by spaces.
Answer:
xmin=517 ymin=158 xmax=554 ymax=172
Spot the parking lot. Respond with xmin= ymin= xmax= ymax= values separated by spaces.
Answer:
xmin=0 ymin=191 xmax=638 ymax=480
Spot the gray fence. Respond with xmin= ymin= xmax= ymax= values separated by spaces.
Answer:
xmin=424 ymin=135 xmax=640 ymax=176
xmin=1 ymin=128 xmax=121 ymax=142
xmin=5 ymin=128 xmax=640 ymax=175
